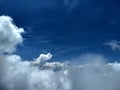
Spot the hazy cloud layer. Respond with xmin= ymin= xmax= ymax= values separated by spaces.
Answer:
xmin=1 ymin=16 xmax=120 ymax=90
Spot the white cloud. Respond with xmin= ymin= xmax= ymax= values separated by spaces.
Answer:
xmin=1 ymin=16 xmax=120 ymax=90
xmin=0 ymin=55 xmax=71 ymax=90
xmin=42 ymin=62 xmax=66 ymax=71
xmin=33 ymin=53 xmax=52 ymax=65
xmin=105 ymin=40 xmax=120 ymax=51
xmin=0 ymin=15 xmax=24 ymax=54
xmin=43 ymin=62 xmax=65 ymax=68
xmin=1 ymin=54 xmax=120 ymax=90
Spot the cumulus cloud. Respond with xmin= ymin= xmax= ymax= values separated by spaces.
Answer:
xmin=1 ymin=54 xmax=120 ymax=90
xmin=0 ymin=55 xmax=71 ymax=90
xmin=1 ymin=15 xmax=120 ymax=90
xmin=0 ymin=15 xmax=24 ymax=54
xmin=33 ymin=53 xmax=52 ymax=65
xmin=104 ymin=40 xmax=120 ymax=51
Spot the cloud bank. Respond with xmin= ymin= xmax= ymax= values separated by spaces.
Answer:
xmin=0 ymin=16 xmax=120 ymax=90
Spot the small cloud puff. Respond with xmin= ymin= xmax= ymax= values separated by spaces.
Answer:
xmin=105 ymin=40 xmax=120 ymax=51
xmin=33 ymin=53 xmax=52 ymax=65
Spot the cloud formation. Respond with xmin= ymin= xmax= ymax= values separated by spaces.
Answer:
xmin=1 ymin=16 xmax=120 ymax=90
xmin=0 ymin=15 xmax=24 ymax=54
xmin=33 ymin=53 xmax=52 ymax=65
xmin=105 ymin=40 xmax=120 ymax=51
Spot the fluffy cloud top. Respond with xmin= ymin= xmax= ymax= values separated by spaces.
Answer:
xmin=0 ymin=55 xmax=71 ymax=90
xmin=0 ymin=15 xmax=24 ymax=54
xmin=33 ymin=53 xmax=52 ymax=65
xmin=1 ymin=15 xmax=120 ymax=90
xmin=1 ymin=54 xmax=120 ymax=90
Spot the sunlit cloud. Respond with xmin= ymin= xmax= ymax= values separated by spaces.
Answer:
xmin=0 ymin=15 xmax=24 ymax=54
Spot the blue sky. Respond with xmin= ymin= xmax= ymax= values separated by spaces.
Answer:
xmin=0 ymin=0 xmax=120 ymax=62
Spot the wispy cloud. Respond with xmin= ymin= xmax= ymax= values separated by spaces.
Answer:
xmin=53 ymin=47 xmax=81 ymax=56
xmin=104 ymin=40 xmax=120 ymax=51
xmin=64 ymin=0 xmax=79 ymax=9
